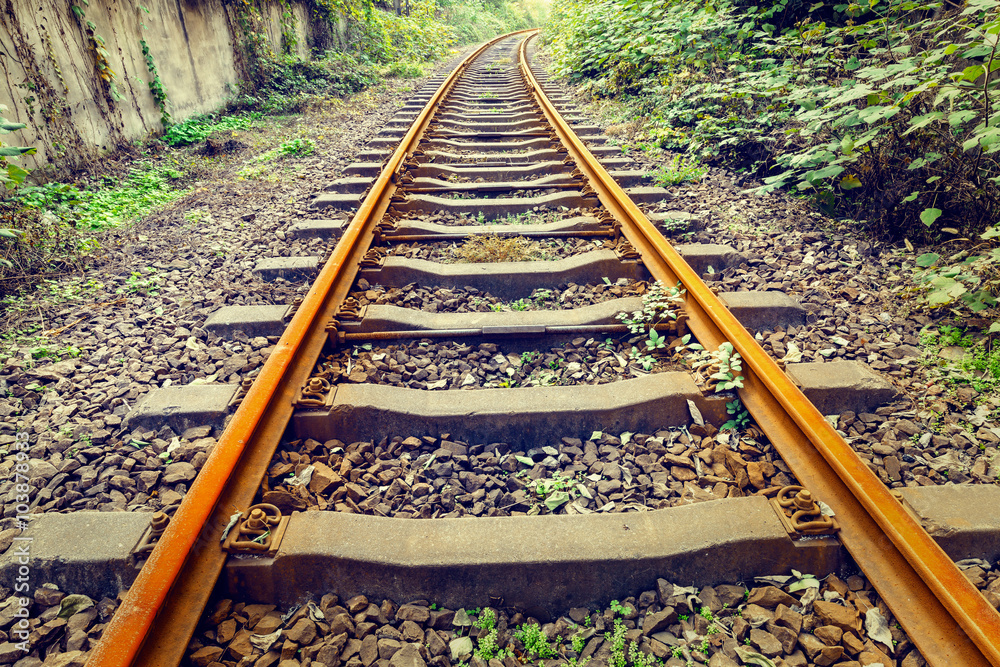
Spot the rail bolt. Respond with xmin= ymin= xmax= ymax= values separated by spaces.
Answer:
xmin=149 ymin=511 xmax=170 ymax=537
xmin=792 ymin=489 xmax=815 ymax=511
xmin=130 ymin=505 xmax=178 ymax=563
xmin=245 ymin=508 xmax=268 ymax=531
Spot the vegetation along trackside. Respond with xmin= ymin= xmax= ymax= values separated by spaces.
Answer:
xmin=0 ymin=0 xmax=542 ymax=301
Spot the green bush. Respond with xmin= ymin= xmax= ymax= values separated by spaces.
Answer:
xmin=16 ymin=163 xmax=189 ymax=230
xmin=383 ymin=61 xmax=425 ymax=78
xmin=546 ymin=0 xmax=1000 ymax=243
xmin=280 ymin=137 xmax=316 ymax=156
xmin=379 ymin=0 xmax=457 ymax=61
xmin=0 ymin=104 xmax=35 ymax=192
xmin=221 ymin=48 xmax=380 ymax=117
xmin=221 ymin=0 xmax=535 ymax=120
xmin=162 ymin=112 xmax=262 ymax=147
xmin=0 ymin=200 xmax=91 ymax=299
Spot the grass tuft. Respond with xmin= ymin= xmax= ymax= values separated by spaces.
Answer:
xmin=452 ymin=235 xmax=539 ymax=263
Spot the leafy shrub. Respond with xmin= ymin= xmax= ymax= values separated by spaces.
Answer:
xmin=546 ymin=0 xmax=1000 ymax=242
xmin=911 ymin=223 xmax=1000 ymax=330
xmin=16 ymin=163 xmax=189 ymax=230
xmin=442 ymin=0 xmax=537 ymax=45
xmin=0 ymin=201 xmax=90 ymax=298
xmin=225 ymin=51 xmax=380 ymax=115
xmin=380 ymin=0 xmax=457 ymax=61
xmin=384 ymin=61 xmax=425 ymax=78
xmin=0 ymin=104 xmax=35 ymax=191
xmin=163 ymin=112 xmax=262 ymax=147
xmin=280 ymin=138 xmax=316 ymax=156
xmin=0 ymin=110 xmax=85 ymax=288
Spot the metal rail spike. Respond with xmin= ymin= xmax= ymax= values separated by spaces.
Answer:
xmin=283 ymin=296 xmax=304 ymax=322
xmin=130 ymin=505 xmax=177 ymax=566
xmin=228 ymin=376 xmax=256 ymax=408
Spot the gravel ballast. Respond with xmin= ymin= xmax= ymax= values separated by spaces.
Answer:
xmin=180 ymin=572 xmax=935 ymax=667
xmin=349 ymin=279 xmax=646 ymax=314
xmin=259 ymin=426 xmax=797 ymax=518
xmin=0 ymin=586 xmax=120 ymax=666
xmin=312 ymin=337 xmax=688 ymax=391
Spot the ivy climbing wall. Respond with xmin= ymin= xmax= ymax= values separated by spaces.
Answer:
xmin=0 ymin=0 xmax=318 ymax=171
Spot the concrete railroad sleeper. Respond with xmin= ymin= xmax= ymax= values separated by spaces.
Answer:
xmin=83 ymin=30 xmax=1000 ymax=667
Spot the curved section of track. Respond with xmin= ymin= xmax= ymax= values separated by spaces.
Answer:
xmin=87 ymin=30 xmax=1000 ymax=667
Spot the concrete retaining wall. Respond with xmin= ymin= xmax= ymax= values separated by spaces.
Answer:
xmin=0 ymin=0 xmax=331 ymax=171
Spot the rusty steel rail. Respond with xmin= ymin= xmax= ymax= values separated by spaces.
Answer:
xmin=84 ymin=31 xmax=533 ymax=667
xmin=516 ymin=34 xmax=1000 ymax=667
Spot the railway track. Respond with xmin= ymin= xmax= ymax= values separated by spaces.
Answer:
xmin=82 ymin=30 xmax=1000 ymax=667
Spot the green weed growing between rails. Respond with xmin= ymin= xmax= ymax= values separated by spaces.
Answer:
xmin=722 ymin=398 xmax=751 ymax=431
xmin=616 ymin=280 xmax=685 ymax=371
xmin=678 ymin=335 xmax=744 ymax=393
xmin=520 ymin=469 xmax=590 ymax=512
xmin=473 ymin=608 xmax=507 ymax=660
xmin=514 ymin=622 xmax=557 ymax=660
